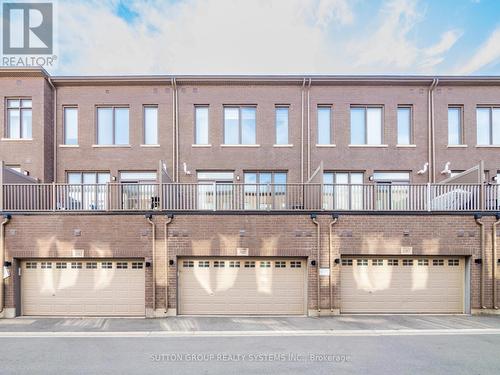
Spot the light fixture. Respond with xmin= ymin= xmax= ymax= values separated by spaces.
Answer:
xmin=368 ymin=175 xmax=374 ymax=181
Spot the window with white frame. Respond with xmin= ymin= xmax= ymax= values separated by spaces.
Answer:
xmin=119 ymin=171 xmax=158 ymax=210
xmin=323 ymin=172 xmax=364 ymax=210
xmin=477 ymin=107 xmax=500 ymax=145
xmin=97 ymin=107 xmax=129 ymax=145
xmin=224 ymin=106 xmax=256 ymax=145
xmin=66 ymin=172 xmax=111 ymax=210
xmin=143 ymin=106 xmax=158 ymax=145
xmin=317 ymin=106 xmax=332 ymax=145
xmin=64 ymin=107 xmax=78 ymax=145
xmin=397 ymin=106 xmax=412 ymax=145
xmin=275 ymin=106 xmax=289 ymax=145
xmin=196 ymin=171 xmax=234 ymax=210
xmin=244 ymin=171 xmax=287 ymax=210
xmin=6 ymin=98 xmax=32 ymax=139
xmin=448 ymin=107 xmax=463 ymax=145
xmin=373 ymin=172 xmax=410 ymax=211
xmin=195 ymin=106 xmax=209 ymax=145
xmin=350 ymin=106 xmax=382 ymax=145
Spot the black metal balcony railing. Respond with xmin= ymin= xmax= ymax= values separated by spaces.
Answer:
xmin=1 ymin=183 xmax=499 ymax=212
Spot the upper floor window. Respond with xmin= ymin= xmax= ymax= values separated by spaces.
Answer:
xmin=350 ymin=106 xmax=382 ymax=145
xmin=323 ymin=172 xmax=363 ymax=210
xmin=97 ymin=107 xmax=129 ymax=145
xmin=143 ymin=106 xmax=158 ymax=145
xmin=477 ymin=107 xmax=500 ymax=145
xmin=224 ymin=106 xmax=256 ymax=145
xmin=195 ymin=106 xmax=209 ymax=145
xmin=6 ymin=98 xmax=32 ymax=139
xmin=397 ymin=106 xmax=412 ymax=145
xmin=63 ymin=107 xmax=78 ymax=145
xmin=317 ymin=106 xmax=332 ymax=145
xmin=244 ymin=171 xmax=287 ymax=210
xmin=448 ymin=107 xmax=463 ymax=145
xmin=275 ymin=106 xmax=289 ymax=145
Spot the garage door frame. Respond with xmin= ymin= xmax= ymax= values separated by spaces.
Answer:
xmin=176 ymin=256 xmax=308 ymax=316
xmin=339 ymin=255 xmax=468 ymax=314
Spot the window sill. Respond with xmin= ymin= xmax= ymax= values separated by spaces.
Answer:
xmin=396 ymin=144 xmax=416 ymax=148
xmin=447 ymin=144 xmax=468 ymax=148
xmin=140 ymin=144 xmax=161 ymax=148
xmin=348 ymin=144 xmax=388 ymax=148
xmin=192 ymin=144 xmax=212 ymax=148
xmin=92 ymin=144 xmax=132 ymax=148
xmin=59 ymin=144 xmax=79 ymax=148
xmin=315 ymin=144 xmax=336 ymax=148
xmin=475 ymin=144 xmax=500 ymax=148
xmin=1 ymin=138 xmax=33 ymax=142
xmin=273 ymin=144 xmax=294 ymax=148
xmin=221 ymin=144 xmax=260 ymax=148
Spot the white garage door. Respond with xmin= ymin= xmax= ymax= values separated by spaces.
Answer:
xmin=341 ymin=257 xmax=465 ymax=313
xmin=178 ymin=258 xmax=306 ymax=315
xmin=22 ymin=259 xmax=145 ymax=316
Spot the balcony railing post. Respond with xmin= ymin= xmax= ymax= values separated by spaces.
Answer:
xmin=52 ymin=182 xmax=56 ymax=211
xmin=426 ymin=182 xmax=431 ymax=212
xmin=480 ymin=183 xmax=485 ymax=211
xmin=212 ymin=182 xmax=217 ymax=211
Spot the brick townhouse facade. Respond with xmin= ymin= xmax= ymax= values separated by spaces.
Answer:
xmin=0 ymin=67 xmax=499 ymax=318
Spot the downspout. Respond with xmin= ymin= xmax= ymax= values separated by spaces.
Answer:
xmin=146 ymin=214 xmax=156 ymax=312
xmin=171 ymin=78 xmax=177 ymax=182
xmin=164 ymin=214 xmax=173 ymax=313
xmin=0 ymin=214 xmax=11 ymax=314
xmin=175 ymin=79 xmax=180 ymax=182
xmin=311 ymin=214 xmax=320 ymax=313
xmin=428 ymin=78 xmax=438 ymax=183
xmin=493 ymin=214 xmax=500 ymax=309
xmin=301 ymin=79 xmax=306 ymax=183
xmin=474 ymin=214 xmax=486 ymax=309
xmin=307 ymin=78 xmax=312 ymax=180
xmin=329 ymin=214 xmax=338 ymax=312
xmin=47 ymin=77 xmax=57 ymax=183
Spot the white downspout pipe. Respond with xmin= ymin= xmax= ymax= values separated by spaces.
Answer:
xmin=428 ymin=78 xmax=438 ymax=183
xmin=47 ymin=77 xmax=57 ymax=183
xmin=164 ymin=214 xmax=173 ymax=313
xmin=301 ymin=79 xmax=306 ymax=183
xmin=307 ymin=78 xmax=312 ymax=180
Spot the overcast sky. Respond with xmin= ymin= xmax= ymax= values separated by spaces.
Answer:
xmin=49 ymin=0 xmax=500 ymax=75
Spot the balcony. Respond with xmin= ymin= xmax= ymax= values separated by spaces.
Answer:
xmin=1 ymin=183 xmax=499 ymax=212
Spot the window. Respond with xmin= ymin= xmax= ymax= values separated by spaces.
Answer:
xmin=183 ymin=260 xmax=194 ymax=268
xmin=97 ymin=107 xmax=129 ymax=145
xmin=244 ymin=172 xmax=287 ymax=210
xmin=56 ymin=262 xmax=67 ymax=269
xmin=323 ymin=172 xmax=364 ymax=210
xmin=224 ymin=106 xmax=256 ymax=145
xmin=143 ymin=106 xmax=158 ymax=145
xmin=198 ymin=261 xmax=210 ymax=268
xmin=448 ymin=107 xmax=463 ymax=145
xmin=290 ymin=261 xmax=302 ymax=268
xmin=433 ymin=259 xmax=444 ymax=266
xmin=275 ymin=106 xmax=289 ymax=145
xmin=132 ymin=262 xmax=143 ymax=269
xmin=196 ymin=171 xmax=234 ymax=210
xmin=66 ymin=172 xmax=111 ymax=210
xmin=40 ymin=262 xmax=52 ymax=269
xmin=397 ymin=106 xmax=412 ymax=145
xmin=64 ymin=107 xmax=78 ymax=145
xmin=86 ymin=262 xmax=97 ymax=269
xmin=6 ymin=98 xmax=32 ymax=139
xmin=260 ymin=261 xmax=271 ymax=268
xmin=477 ymin=107 xmax=500 ymax=145
xmin=357 ymin=259 xmax=368 ymax=266
xmin=372 ymin=259 xmax=384 ymax=266
xmin=275 ymin=261 xmax=286 ymax=268
xmin=195 ymin=106 xmax=209 ymax=145
xmin=448 ymin=259 xmax=460 ymax=266
xmin=26 ymin=262 xmax=37 ymax=269
xmin=388 ymin=259 xmax=398 ymax=266
xmin=101 ymin=262 xmax=112 ymax=269
xmin=214 ymin=261 xmax=225 ymax=268
xmin=244 ymin=261 xmax=256 ymax=268
xmin=341 ymin=259 xmax=353 ymax=266
xmin=402 ymin=259 xmax=413 ymax=266
xmin=350 ymin=106 xmax=382 ymax=145
xmin=373 ymin=172 xmax=411 ymax=211
xmin=116 ymin=262 xmax=128 ymax=269
xmin=71 ymin=262 xmax=82 ymax=269
xmin=317 ymin=106 xmax=332 ymax=145
xmin=417 ymin=259 xmax=429 ymax=266
xmin=229 ymin=261 xmax=240 ymax=268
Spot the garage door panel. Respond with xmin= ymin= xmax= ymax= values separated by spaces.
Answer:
xmin=179 ymin=258 xmax=306 ymax=315
xmin=22 ymin=260 xmax=145 ymax=316
xmin=341 ymin=257 xmax=464 ymax=313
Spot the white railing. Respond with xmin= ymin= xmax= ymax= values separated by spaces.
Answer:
xmin=1 ymin=183 xmax=499 ymax=212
